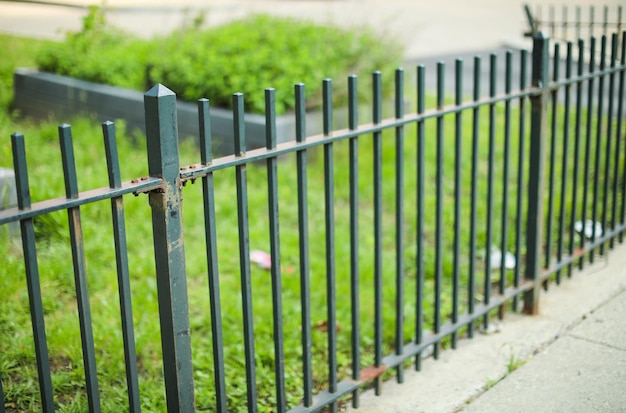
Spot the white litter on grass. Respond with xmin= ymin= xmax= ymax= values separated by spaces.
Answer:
xmin=487 ymin=245 xmax=516 ymax=270
xmin=574 ymin=220 xmax=603 ymax=239
xmin=250 ymin=250 xmax=272 ymax=270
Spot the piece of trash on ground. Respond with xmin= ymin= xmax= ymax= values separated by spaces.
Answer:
xmin=312 ymin=320 xmax=341 ymax=333
xmin=574 ymin=220 xmax=603 ymax=239
xmin=487 ymin=245 xmax=516 ymax=270
xmin=250 ymin=250 xmax=271 ymax=270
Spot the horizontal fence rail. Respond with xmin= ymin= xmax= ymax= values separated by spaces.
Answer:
xmin=1 ymin=29 xmax=626 ymax=412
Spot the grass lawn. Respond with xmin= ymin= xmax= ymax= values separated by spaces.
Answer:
xmin=1 ymin=33 xmax=623 ymax=412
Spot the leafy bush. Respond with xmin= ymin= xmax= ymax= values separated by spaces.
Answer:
xmin=147 ymin=14 xmax=404 ymax=114
xmin=37 ymin=6 xmax=152 ymax=90
xmin=0 ymin=34 xmax=53 ymax=111
xmin=36 ymin=7 xmax=404 ymax=114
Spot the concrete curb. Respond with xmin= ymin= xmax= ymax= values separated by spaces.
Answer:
xmin=13 ymin=68 xmax=280 ymax=154
xmin=13 ymin=68 xmax=385 ymax=155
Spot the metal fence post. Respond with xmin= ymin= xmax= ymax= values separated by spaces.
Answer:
xmin=144 ymin=84 xmax=195 ymax=412
xmin=524 ymin=33 xmax=549 ymax=315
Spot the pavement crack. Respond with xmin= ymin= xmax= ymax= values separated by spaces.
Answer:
xmin=568 ymin=333 xmax=626 ymax=353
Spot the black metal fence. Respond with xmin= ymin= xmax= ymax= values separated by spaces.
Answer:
xmin=525 ymin=3 xmax=624 ymax=48
xmin=1 ymin=29 xmax=625 ymax=412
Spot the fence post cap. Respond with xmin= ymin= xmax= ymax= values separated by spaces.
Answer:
xmin=145 ymin=83 xmax=175 ymax=98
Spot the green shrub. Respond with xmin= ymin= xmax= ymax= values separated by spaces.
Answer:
xmin=37 ymin=6 xmax=151 ymax=90
xmin=0 ymin=35 xmax=53 ymax=111
xmin=36 ymin=7 xmax=404 ymax=115
xmin=147 ymin=14 xmax=404 ymax=114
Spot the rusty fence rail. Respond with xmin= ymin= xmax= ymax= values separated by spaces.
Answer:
xmin=1 ymin=30 xmax=626 ymax=412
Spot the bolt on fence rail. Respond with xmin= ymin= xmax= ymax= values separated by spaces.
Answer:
xmin=1 ymin=30 xmax=626 ymax=412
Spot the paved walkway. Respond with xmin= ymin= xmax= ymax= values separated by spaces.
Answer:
xmin=2 ymin=1 xmax=626 ymax=411
xmin=351 ymin=246 xmax=626 ymax=412
xmin=463 ymin=288 xmax=626 ymax=413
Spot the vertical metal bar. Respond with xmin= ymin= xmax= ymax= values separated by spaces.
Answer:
xmin=590 ymin=36 xmax=605 ymax=261
xmin=545 ymin=43 xmax=560 ymax=273
xmin=394 ymin=68 xmax=405 ymax=383
xmin=197 ymin=99 xmax=227 ymax=413
xmin=231 ymin=92 xmax=257 ymax=413
xmin=615 ymin=9 xmax=622 ymax=40
xmin=294 ymin=83 xmax=313 ymax=407
xmin=434 ymin=62 xmax=444 ymax=357
xmin=499 ymin=51 xmax=512 ymax=318
xmin=570 ymin=39 xmax=586 ymax=275
xmin=468 ymin=56 xmax=481 ymax=338
xmin=198 ymin=99 xmax=213 ymax=162
xmin=0 ymin=376 xmax=4 ymax=413
xmin=603 ymin=6 xmax=609 ymax=37
xmin=58 ymin=124 xmax=101 ymax=413
xmin=322 ymin=78 xmax=338 ymax=412
xmin=590 ymin=6 xmax=595 ymax=40
xmin=323 ymin=79 xmax=333 ymax=137
xmin=264 ymin=88 xmax=286 ymax=412
xmin=144 ymin=85 xmax=194 ymax=413
xmin=594 ymin=36 xmax=616 ymax=255
xmin=372 ymin=71 xmax=384 ymax=394
xmin=615 ymin=6 xmax=624 ymax=44
xmin=452 ymin=59 xmax=462 ymax=347
xmin=11 ymin=133 xmax=55 ymax=413
xmin=484 ymin=54 xmax=497 ymax=329
xmin=609 ymin=34 xmax=621 ymax=249
xmin=557 ymin=43 xmax=573 ymax=284
xmin=348 ymin=81 xmax=358 ymax=151
xmin=102 ymin=121 xmax=141 ymax=413
xmin=524 ymin=33 xmax=549 ymax=315
xmin=347 ymin=75 xmax=361 ymax=408
xmin=562 ymin=5 xmax=568 ymax=41
xmin=514 ymin=50 xmax=528 ymax=307
xmin=415 ymin=65 xmax=426 ymax=370
xmin=576 ymin=6 xmax=581 ymax=41
xmin=617 ymin=33 xmax=626 ymax=241
xmin=549 ymin=5 xmax=555 ymax=39
xmin=580 ymin=37 xmax=596 ymax=269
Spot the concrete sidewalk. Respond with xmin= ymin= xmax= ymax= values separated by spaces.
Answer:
xmin=350 ymin=245 xmax=626 ymax=413
xmin=462 ymin=288 xmax=626 ymax=413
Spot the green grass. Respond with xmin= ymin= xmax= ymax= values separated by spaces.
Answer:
xmin=1 ymin=32 xmax=625 ymax=412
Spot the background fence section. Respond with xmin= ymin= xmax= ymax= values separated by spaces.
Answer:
xmin=1 ymin=29 xmax=625 ymax=412
xmin=525 ymin=3 xmax=624 ymax=58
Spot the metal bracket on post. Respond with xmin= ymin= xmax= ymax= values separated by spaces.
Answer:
xmin=144 ymin=84 xmax=195 ymax=412
xmin=523 ymin=4 xmax=539 ymax=37
xmin=524 ymin=33 xmax=549 ymax=315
